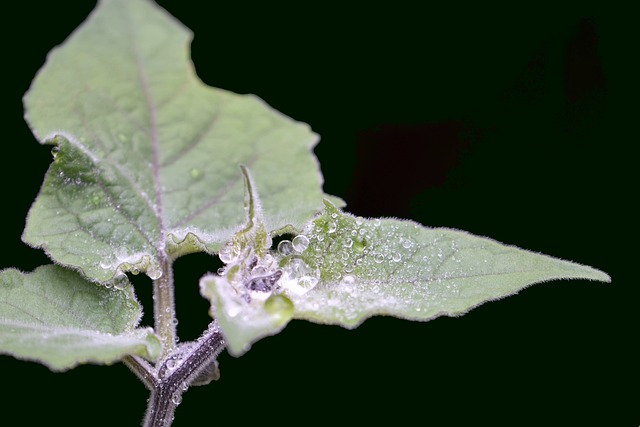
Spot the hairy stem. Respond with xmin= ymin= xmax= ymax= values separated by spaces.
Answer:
xmin=143 ymin=322 xmax=225 ymax=427
xmin=153 ymin=258 xmax=177 ymax=356
xmin=123 ymin=355 xmax=157 ymax=390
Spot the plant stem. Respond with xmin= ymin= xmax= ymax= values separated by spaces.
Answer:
xmin=153 ymin=258 xmax=177 ymax=356
xmin=123 ymin=355 xmax=157 ymax=390
xmin=143 ymin=322 xmax=225 ymax=427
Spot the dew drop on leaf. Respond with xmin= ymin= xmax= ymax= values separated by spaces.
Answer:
xmin=292 ymin=235 xmax=310 ymax=253
xmin=190 ymin=168 xmax=202 ymax=179
xmin=218 ymin=244 xmax=238 ymax=264
xmin=277 ymin=240 xmax=294 ymax=255
xmin=264 ymin=294 xmax=294 ymax=320
xmin=251 ymin=265 xmax=267 ymax=276
xmin=109 ymin=274 xmax=128 ymax=291
xmin=341 ymin=275 xmax=355 ymax=285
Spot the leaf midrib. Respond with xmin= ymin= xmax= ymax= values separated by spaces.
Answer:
xmin=128 ymin=6 xmax=166 ymax=257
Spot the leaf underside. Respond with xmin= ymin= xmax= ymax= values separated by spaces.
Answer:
xmin=0 ymin=265 xmax=160 ymax=371
xmin=22 ymin=0 xmax=340 ymax=283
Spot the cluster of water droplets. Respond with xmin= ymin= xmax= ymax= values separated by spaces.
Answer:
xmin=275 ymin=234 xmax=322 ymax=297
xmin=217 ymin=238 xmax=287 ymax=308
xmin=97 ymin=249 xmax=163 ymax=290
xmin=279 ymin=205 xmax=473 ymax=321
xmin=297 ymin=211 xmax=407 ymax=285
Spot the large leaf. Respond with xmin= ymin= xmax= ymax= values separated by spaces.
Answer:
xmin=203 ymin=199 xmax=609 ymax=354
xmin=0 ymin=265 xmax=160 ymax=371
xmin=284 ymin=201 xmax=610 ymax=327
xmin=22 ymin=0 xmax=338 ymax=282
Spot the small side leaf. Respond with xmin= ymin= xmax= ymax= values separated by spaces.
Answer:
xmin=0 ymin=265 xmax=160 ymax=371
xmin=277 ymin=201 xmax=610 ymax=327
xmin=200 ymin=167 xmax=294 ymax=356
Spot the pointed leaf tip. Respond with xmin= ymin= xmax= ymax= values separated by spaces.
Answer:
xmin=274 ymin=206 xmax=610 ymax=328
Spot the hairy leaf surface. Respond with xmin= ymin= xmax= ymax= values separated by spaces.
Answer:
xmin=203 ymin=198 xmax=609 ymax=354
xmin=22 ymin=0 xmax=337 ymax=282
xmin=284 ymin=201 xmax=610 ymax=327
xmin=0 ymin=265 xmax=160 ymax=371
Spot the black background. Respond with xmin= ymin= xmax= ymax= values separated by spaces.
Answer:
xmin=2 ymin=1 xmax=635 ymax=426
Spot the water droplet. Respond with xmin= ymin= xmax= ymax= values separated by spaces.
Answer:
xmin=317 ymin=234 xmax=325 ymax=242
xmin=277 ymin=240 xmax=294 ymax=256
xmin=171 ymin=393 xmax=182 ymax=405
xmin=51 ymin=145 xmax=60 ymax=159
xmin=251 ymin=265 xmax=267 ymax=276
xmin=331 ymin=213 xmax=338 ymax=219
xmin=292 ymin=235 xmax=310 ymax=253
xmin=99 ymin=260 xmax=111 ymax=269
xmin=402 ymin=239 xmax=414 ymax=249
xmin=181 ymin=382 xmax=189 ymax=392
xmin=217 ymin=267 xmax=225 ymax=275
xmin=328 ymin=222 xmax=337 ymax=233
xmin=343 ymin=239 xmax=353 ymax=248
xmin=218 ymin=244 xmax=238 ymax=264
xmin=147 ymin=265 xmax=163 ymax=280
xmin=392 ymin=253 xmax=402 ymax=262
xmin=342 ymin=275 xmax=355 ymax=285
xmin=374 ymin=253 xmax=384 ymax=263
xmin=190 ymin=168 xmax=202 ymax=179
xmin=166 ymin=357 xmax=178 ymax=370
xmin=172 ymin=318 xmax=179 ymax=326
xmin=298 ymin=276 xmax=319 ymax=293
xmin=264 ymin=294 xmax=294 ymax=320
xmin=113 ymin=275 xmax=128 ymax=290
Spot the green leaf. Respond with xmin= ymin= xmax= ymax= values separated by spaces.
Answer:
xmin=22 ymin=0 xmax=339 ymax=282
xmin=200 ymin=167 xmax=294 ymax=356
xmin=0 ymin=265 xmax=160 ymax=371
xmin=202 ymin=189 xmax=609 ymax=356
xmin=277 ymin=201 xmax=610 ymax=327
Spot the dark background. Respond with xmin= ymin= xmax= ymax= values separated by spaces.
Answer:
xmin=2 ymin=1 xmax=634 ymax=426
